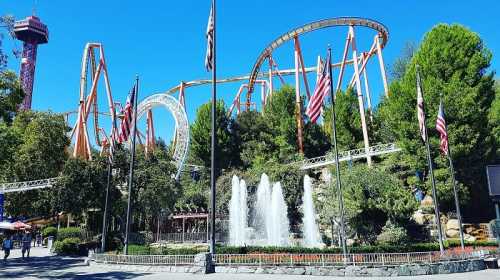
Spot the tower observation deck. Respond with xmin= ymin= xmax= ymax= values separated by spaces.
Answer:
xmin=13 ymin=15 xmax=49 ymax=110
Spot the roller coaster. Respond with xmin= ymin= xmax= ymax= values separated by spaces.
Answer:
xmin=4 ymin=17 xmax=401 ymax=192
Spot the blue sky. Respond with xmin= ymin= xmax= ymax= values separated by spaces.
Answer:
xmin=2 ymin=0 xmax=499 ymax=145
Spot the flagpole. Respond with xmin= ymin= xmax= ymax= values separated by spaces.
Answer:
xmin=327 ymin=46 xmax=347 ymax=257
xmin=417 ymin=67 xmax=445 ymax=254
xmin=101 ymin=162 xmax=112 ymax=252
xmin=441 ymin=99 xmax=465 ymax=250
xmin=209 ymin=0 xmax=217 ymax=255
xmin=124 ymin=76 xmax=139 ymax=255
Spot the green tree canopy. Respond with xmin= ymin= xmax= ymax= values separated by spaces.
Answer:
xmin=376 ymin=24 xmax=497 ymax=219
xmin=0 ymin=71 xmax=24 ymax=124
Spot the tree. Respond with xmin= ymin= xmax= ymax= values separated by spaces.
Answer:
xmin=0 ymin=71 xmax=24 ymax=124
xmin=489 ymin=80 xmax=500 ymax=158
xmin=317 ymin=164 xmax=417 ymax=243
xmin=376 ymin=24 xmax=497 ymax=219
xmin=190 ymin=100 xmax=237 ymax=171
xmin=0 ymin=15 xmax=15 ymax=70
xmin=391 ymin=42 xmax=416 ymax=81
xmin=4 ymin=111 xmax=70 ymax=218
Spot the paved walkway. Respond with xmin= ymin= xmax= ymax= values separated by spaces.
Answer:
xmin=1 ymin=247 xmax=499 ymax=279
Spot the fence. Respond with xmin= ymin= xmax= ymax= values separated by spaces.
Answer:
xmin=92 ymin=250 xmax=488 ymax=267
xmin=212 ymin=250 xmax=488 ymax=267
xmin=92 ymin=254 xmax=196 ymax=265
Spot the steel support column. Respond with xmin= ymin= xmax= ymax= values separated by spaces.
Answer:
xmin=294 ymin=38 xmax=305 ymax=154
xmin=375 ymin=34 xmax=389 ymax=97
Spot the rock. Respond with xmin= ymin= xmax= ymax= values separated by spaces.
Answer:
xmin=446 ymin=229 xmax=460 ymax=238
xmin=346 ymin=239 xmax=356 ymax=246
xmin=447 ymin=219 xmax=460 ymax=230
xmin=464 ymin=234 xmax=476 ymax=242
xmin=421 ymin=195 xmax=434 ymax=207
xmin=237 ymin=266 xmax=256 ymax=274
xmin=290 ymin=268 xmax=305 ymax=275
xmin=413 ymin=210 xmax=426 ymax=225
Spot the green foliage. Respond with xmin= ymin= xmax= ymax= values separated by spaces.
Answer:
xmin=57 ymin=227 xmax=82 ymax=240
xmin=190 ymin=100 xmax=237 ymax=170
xmin=0 ymin=15 xmax=15 ymax=70
xmin=0 ymin=71 xmax=24 ymax=123
xmin=42 ymin=226 xmax=57 ymax=238
xmin=376 ymin=220 xmax=408 ymax=245
xmin=53 ymin=237 xmax=81 ymax=255
xmin=318 ymin=164 xmax=418 ymax=243
xmin=376 ymin=24 xmax=496 ymax=219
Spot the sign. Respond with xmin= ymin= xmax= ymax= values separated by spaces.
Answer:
xmin=486 ymin=165 xmax=500 ymax=199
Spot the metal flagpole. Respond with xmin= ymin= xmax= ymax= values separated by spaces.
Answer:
xmin=209 ymin=0 xmax=217 ymax=255
xmin=327 ymin=47 xmax=347 ymax=257
xmin=441 ymin=99 xmax=465 ymax=250
xmin=101 ymin=162 xmax=112 ymax=252
xmin=124 ymin=76 xmax=139 ymax=255
xmin=417 ymin=68 xmax=445 ymax=254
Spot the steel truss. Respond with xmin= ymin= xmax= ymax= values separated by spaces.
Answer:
xmin=0 ymin=177 xmax=59 ymax=194
xmin=137 ymin=94 xmax=189 ymax=180
xmin=296 ymin=143 xmax=401 ymax=170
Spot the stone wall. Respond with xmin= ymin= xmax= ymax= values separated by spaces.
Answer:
xmin=91 ymin=257 xmax=486 ymax=277
xmin=213 ymin=259 xmax=486 ymax=277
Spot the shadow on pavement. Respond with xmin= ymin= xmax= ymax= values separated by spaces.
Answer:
xmin=0 ymin=255 xmax=150 ymax=279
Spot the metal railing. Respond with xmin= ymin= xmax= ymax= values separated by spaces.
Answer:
xmin=0 ymin=177 xmax=59 ymax=193
xmin=213 ymin=250 xmax=487 ymax=267
xmin=156 ymin=232 xmax=208 ymax=243
xmin=92 ymin=254 xmax=196 ymax=265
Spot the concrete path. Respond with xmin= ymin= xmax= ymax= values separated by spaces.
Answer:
xmin=1 ymin=247 xmax=499 ymax=279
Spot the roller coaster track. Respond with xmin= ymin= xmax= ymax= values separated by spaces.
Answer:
xmin=296 ymin=143 xmax=401 ymax=170
xmin=0 ymin=177 xmax=59 ymax=194
xmin=246 ymin=17 xmax=389 ymax=94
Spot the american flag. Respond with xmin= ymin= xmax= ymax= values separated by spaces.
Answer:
xmin=205 ymin=1 xmax=214 ymax=71
xmin=416 ymin=69 xmax=427 ymax=141
xmin=119 ymin=85 xmax=137 ymax=143
xmin=306 ymin=52 xmax=331 ymax=123
xmin=436 ymin=101 xmax=449 ymax=155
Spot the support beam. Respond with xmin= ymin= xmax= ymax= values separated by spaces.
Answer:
xmin=375 ymin=34 xmax=389 ymax=97
xmin=294 ymin=36 xmax=311 ymax=99
xmin=350 ymin=26 xmax=372 ymax=166
xmin=294 ymin=41 xmax=305 ymax=154
xmin=361 ymin=53 xmax=373 ymax=122
xmin=335 ymin=31 xmax=351 ymax=94
xmin=268 ymin=56 xmax=273 ymax=99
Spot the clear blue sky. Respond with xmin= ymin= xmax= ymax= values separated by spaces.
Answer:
xmin=2 ymin=0 xmax=499 ymax=145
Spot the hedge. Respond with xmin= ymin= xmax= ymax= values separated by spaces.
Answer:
xmin=53 ymin=237 xmax=81 ymax=255
xmin=123 ymin=240 xmax=498 ymax=255
xmin=57 ymin=227 xmax=82 ymax=240
xmin=42 ymin=226 xmax=57 ymax=238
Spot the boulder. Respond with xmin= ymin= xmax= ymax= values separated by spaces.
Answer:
xmin=413 ymin=210 xmax=426 ymax=225
xmin=446 ymin=229 xmax=460 ymax=238
xmin=421 ymin=195 xmax=434 ymax=207
xmin=447 ymin=219 xmax=460 ymax=230
xmin=464 ymin=234 xmax=476 ymax=242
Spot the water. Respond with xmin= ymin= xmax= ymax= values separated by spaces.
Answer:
xmin=229 ymin=173 xmax=291 ymax=246
xmin=270 ymin=182 xmax=291 ymax=246
xmin=229 ymin=175 xmax=248 ymax=245
xmin=255 ymin=173 xmax=272 ymax=243
xmin=302 ymin=175 xmax=322 ymax=248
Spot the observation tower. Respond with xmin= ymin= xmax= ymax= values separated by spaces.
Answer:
xmin=13 ymin=15 xmax=49 ymax=110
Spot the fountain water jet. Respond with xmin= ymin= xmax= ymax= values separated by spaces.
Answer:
xmin=270 ymin=182 xmax=291 ymax=246
xmin=302 ymin=175 xmax=322 ymax=247
xmin=255 ymin=173 xmax=272 ymax=244
xmin=229 ymin=175 xmax=248 ymax=245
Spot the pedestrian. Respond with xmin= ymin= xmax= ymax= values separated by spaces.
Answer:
xmin=36 ymin=232 xmax=42 ymax=247
xmin=21 ymin=231 xmax=32 ymax=259
xmin=2 ymin=234 xmax=13 ymax=262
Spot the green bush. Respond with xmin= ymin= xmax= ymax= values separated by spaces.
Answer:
xmin=42 ymin=226 xmax=57 ymax=238
xmin=376 ymin=221 xmax=408 ymax=245
xmin=53 ymin=237 xmax=81 ymax=255
xmin=57 ymin=227 xmax=81 ymax=240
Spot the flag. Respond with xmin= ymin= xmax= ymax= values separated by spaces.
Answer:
xmin=119 ymin=85 xmax=137 ymax=143
xmin=204 ymin=1 xmax=214 ymax=71
xmin=416 ymin=70 xmax=427 ymax=141
xmin=436 ymin=101 xmax=449 ymax=155
xmin=107 ymin=128 xmax=118 ymax=164
xmin=306 ymin=52 xmax=331 ymax=123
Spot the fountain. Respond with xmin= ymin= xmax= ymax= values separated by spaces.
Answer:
xmin=270 ymin=182 xmax=291 ymax=246
xmin=302 ymin=175 xmax=322 ymax=247
xmin=229 ymin=175 xmax=248 ymax=245
xmin=229 ymin=173 xmax=291 ymax=246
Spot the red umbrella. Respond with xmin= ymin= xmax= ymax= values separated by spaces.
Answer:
xmin=12 ymin=221 xmax=31 ymax=230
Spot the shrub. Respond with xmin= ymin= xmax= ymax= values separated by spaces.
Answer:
xmin=53 ymin=237 xmax=81 ymax=255
xmin=57 ymin=227 xmax=82 ymax=240
xmin=42 ymin=226 xmax=57 ymax=238
xmin=376 ymin=220 xmax=408 ymax=245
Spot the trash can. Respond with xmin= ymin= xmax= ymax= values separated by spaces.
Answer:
xmin=47 ymin=236 xmax=54 ymax=251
